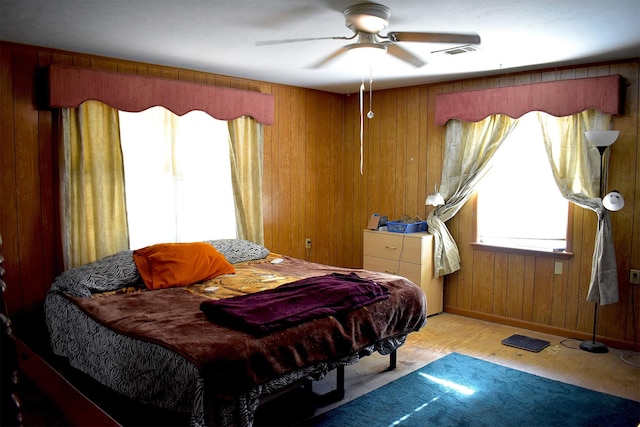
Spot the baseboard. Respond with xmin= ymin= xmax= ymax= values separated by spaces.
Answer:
xmin=444 ymin=306 xmax=639 ymax=352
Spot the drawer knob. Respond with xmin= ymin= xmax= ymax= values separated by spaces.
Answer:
xmin=384 ymin=245 xmax=398 ymax=250
xmin=385 ymin=270 xmax=397 ymax=274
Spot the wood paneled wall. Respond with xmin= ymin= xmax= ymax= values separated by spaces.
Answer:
xmin=1 ymin=41 xmax=638 ymax=351
xmin=352 ymin=62 xmax=640 ymax=349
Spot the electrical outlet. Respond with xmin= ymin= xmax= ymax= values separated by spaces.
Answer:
xmin=630 ymin=269 xmax=640 ymax=285
xmin=554 ymin=261 xmax=563 ymax=275
xmin=305 ymin=238 xmax=312 ymax=249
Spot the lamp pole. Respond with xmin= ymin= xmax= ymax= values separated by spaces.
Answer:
xmin=579 ymin=136 xmax=615 ymax=353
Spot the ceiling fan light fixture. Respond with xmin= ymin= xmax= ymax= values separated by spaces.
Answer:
xmin=347 ymin=43 xmax=387 ymax=64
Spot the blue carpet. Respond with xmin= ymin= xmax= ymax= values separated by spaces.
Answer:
xmin=305 ymin=352 xmax=640 ymax=427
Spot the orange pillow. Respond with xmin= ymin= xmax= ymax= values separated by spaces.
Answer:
xmin=133 ymin=242 xmax=235 ymax=290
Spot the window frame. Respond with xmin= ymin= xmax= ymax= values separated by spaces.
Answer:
xmin=471 ymin=192 xmax=574 ymax=258
xmin=119 ymin=107 xmax=238 ymax=249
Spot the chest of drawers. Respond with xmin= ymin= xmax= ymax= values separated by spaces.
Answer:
xmin=363 ymin=229 xmax=443 ymax=316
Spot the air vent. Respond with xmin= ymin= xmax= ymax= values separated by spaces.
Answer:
xmin=432 ymin=44 xmax=480 ymax=55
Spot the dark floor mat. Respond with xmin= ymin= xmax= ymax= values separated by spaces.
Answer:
xmin=501 ymin=334 xmax=550 ymax=352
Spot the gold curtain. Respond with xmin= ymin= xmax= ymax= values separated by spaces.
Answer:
xmin=431 ymin=109 xmax=619 ymax=306
xmin=227 ymin=116 xmax=264 ymax=245
xmin=427 ymin=114 xmax=519 ymax=277
xmin=61 ymin=101 xmax=129 ymax=269
xmin=537 ymin=109 xmax=618 ymax=304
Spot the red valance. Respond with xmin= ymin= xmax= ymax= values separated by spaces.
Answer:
xmin=48 ymin=65 xmax=274 ymax=125
xmin=434 ymin=75 xmax=622 ymax=125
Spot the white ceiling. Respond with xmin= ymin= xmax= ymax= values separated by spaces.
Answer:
xmin=1 ymin=0 xmax=639 ymax=94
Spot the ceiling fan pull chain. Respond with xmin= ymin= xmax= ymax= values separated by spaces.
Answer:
xmin=360 ymin=75 xmax=365 ymax=175
xmin=367 ymin=65 xmax=374 ymax=119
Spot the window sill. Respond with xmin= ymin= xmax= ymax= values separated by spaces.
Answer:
xmin=470 ymin=242 xmax=573 ymax=259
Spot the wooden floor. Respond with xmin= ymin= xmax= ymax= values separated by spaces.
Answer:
xmin=311 ymin=312 xmax=640 ymax=416
xmin=19 ymin=312 xmax=640 ymax=426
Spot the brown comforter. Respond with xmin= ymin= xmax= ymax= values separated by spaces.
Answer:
xmin=66 ymin=256 xmax=426 ymax=402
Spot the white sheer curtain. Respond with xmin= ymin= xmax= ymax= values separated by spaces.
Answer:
xmin=119 ymin=107 xmax=237 ymax=249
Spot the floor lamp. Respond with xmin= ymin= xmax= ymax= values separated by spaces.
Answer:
xmin=580 ymin=130 xmax=624 ymax=353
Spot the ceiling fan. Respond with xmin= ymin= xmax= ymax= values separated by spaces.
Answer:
xmin=256 ymin=2 xmax=481 ymax=68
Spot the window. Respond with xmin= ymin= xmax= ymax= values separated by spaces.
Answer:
xmin=119 ymin=107 xmax=237 ymax=249
xmin=476 ymin=113 xmax=569 ymax=252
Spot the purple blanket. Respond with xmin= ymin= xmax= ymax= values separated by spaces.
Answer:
xmin=200 ymin=272 xmax=389 ymax=336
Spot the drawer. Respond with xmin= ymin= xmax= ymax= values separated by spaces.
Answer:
xmin=363 ymin=256 xmax=420 ymax=285
xmin=398 ymin=237 xmax=424 ymax=264
xmin=364 ymin=232 xmax=403 ymax=261
xmin=363 ymin=231 xmax=423 ymax=263
xmin=364 ymin=256 xmax=400 ymax=275
xmin=397 ymin=262 xmax=421 ymax=285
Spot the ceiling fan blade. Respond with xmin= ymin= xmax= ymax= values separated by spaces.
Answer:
xmin=249 ymin=5 xmax=323 ymax=29
xmin=256 ymin=35 xmax=353 ymax=46
xmin=306 ymin=46 xmax=350 ymax=69
xmin=385 ymin=43 xmax=426 ymax=67
xmin=387 ymin=32 xmax=481 ymax=45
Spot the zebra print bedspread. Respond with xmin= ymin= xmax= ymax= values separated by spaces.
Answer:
xmin=44 ymin=241 xmax=424 ymax=426
xmin=46 ymin=291 xmax=408 ymax=426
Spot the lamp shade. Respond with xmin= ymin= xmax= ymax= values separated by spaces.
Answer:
xmin=603 ymin=191 xmax=624 ymax=211
xmin=425 ymin=192 xmax=445 ymax=207
xmin=585 ymin=130 xmax=619 ymax=147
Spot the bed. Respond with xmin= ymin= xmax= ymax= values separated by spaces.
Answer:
xmin=45 ymin=239 xmax=427 ymax=426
